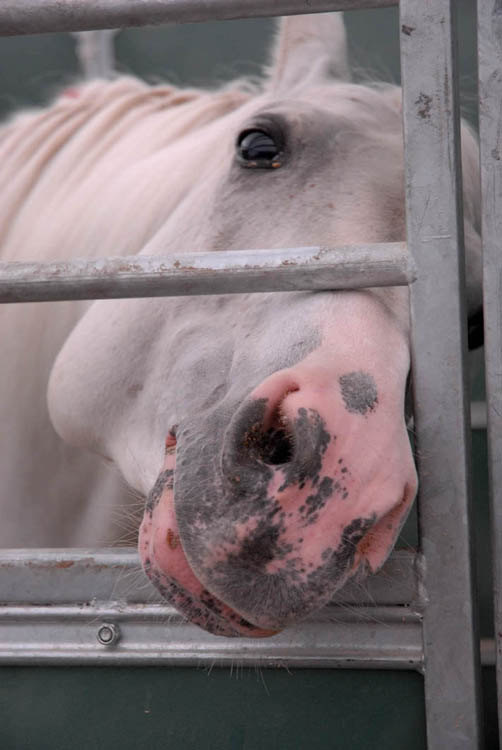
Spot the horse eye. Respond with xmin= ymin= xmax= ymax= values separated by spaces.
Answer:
xmin=237 ymin=129 xmax=282 ymax=168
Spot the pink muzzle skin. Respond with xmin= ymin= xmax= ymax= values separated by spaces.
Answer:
xmin=139 ymin=363 xmax=417 ymax=636
xmin=139 ymin=436 xmax=280 ymax=637
xmin=249 ymin=364 xmax=418 ymax=575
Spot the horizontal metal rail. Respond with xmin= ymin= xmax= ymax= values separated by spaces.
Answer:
xmin=0 ymin=548 xmax=423 ymax=667
xmin=0 ymin=243 xmax=414 ymax=303
xmin=0 ymin=0 xmax=398 ymax=37
xmin=0 ymin=549 xmax=419 ymax=605
xmin=0 ymin=546 xmax=494 ymax=668
xmin=0 ymin=596 xmax=493 ymax=668
xmin=0 ymin=604 xmax=423 ymax=668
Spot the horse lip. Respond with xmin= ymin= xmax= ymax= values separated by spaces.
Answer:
xmin=145 ymin=555 xmax=279 ymax=637
xmin=170 ymin=537 xmax=282 ymax=637
xmin=179 ymin=543 xmax=282 ymax=636
xmin=142 ymin=466 xmax=281 ymax=638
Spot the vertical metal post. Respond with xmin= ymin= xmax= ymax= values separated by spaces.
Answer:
xmin=72 ymin=30 xmax=117 ymax=79
xmin=477 ymin=1 xmax=502 ymax=745
xmin=399 ymin=0 xmax=483 ymax=747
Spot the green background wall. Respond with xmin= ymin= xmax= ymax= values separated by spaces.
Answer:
xmin=0 ymin=2 xmax=498 ymax=748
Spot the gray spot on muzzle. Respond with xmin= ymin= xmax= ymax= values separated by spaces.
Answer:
xmin=339 ymin=371 xmax=378 ymax=415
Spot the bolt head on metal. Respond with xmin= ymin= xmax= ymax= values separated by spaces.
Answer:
xmin=97 ymin=622 xmax=120 ymax=646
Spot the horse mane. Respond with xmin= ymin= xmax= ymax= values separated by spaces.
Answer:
xmin=0 ymin=76 xmax=252 ymax=260
xmin=0 ymin=68 xmax=479 ymax=276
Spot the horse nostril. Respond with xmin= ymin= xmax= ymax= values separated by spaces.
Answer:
xmin=256 ymin=385 xmax=299 ymax=465
xmin=257 ymin=427 xmax=293 ymax=465
xmin=246 ymin=398 xmax=296 ymax=466
xmin=223 ymin=390 xmax=299 ymax=475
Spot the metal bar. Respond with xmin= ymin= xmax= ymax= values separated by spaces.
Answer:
xmin=0 ymin=243 xmax=414 ymax=303
xmin=0 ymin=604 xmax=423 ymax=668
xmin=399 ymin=1 xmax=483 ymax=747
xmin=72 ymin=30 xmax=117 ymax=80
xmin=408 ymin=402 xmax=487 ymax=433
xmin=470 ymin=401 xmax=487 ymax=431
xmin=0 ymin=548 xmax=422 ymax=666
xmin=0 ymin=593 xmax=494 ymax=668
xmin=0 ymin=548 xmax=419 ymax=605
xmin=477 ymin=1 xmax=502 ymax=744
xmin=0 ymin=0 xmax=397 ymax=37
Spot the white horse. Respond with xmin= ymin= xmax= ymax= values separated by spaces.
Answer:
xmin=0 ymin=13 xmax=482 ymax=636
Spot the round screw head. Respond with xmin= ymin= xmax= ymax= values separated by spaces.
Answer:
xmin=97 ymin=622 xmax=121 ymax=646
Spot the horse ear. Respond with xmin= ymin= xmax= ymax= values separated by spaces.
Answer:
xmin=267 ymin=13 xmax=350 ymax=93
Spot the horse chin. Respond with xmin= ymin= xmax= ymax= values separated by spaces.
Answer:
xmin=138 ymin=503 xmax=280 ymax=638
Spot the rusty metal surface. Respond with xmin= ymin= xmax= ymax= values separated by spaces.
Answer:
xmin=0 ymin=243 xmax=414 ymax=303
xmin=0 ymin=0 xmax=398 ymax=37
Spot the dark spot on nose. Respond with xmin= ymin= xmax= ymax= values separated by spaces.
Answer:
xmin=339 ymin=371 xmax=378 ymax=416
xmin=240 ymin=526 xmax=279 ymax=567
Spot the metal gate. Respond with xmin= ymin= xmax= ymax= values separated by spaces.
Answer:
xmin=0 ymin=2 xmax=499 ymax=748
